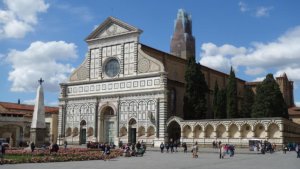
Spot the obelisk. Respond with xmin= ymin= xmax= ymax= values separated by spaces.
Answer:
xmin=30 ymin=78 xmax=46 ymax=147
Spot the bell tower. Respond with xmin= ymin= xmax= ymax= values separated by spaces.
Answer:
xmin=170 ymin=9 xmax=195 ymax=59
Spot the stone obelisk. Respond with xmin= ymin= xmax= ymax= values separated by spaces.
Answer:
xmin=30 ymin=78 xmax=46 ymax=147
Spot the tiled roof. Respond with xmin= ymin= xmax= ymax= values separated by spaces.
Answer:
xmin=288 ymin=107 xmax=300 ymax=116
xmin=0 ymin=101 xmax=58 ymax=114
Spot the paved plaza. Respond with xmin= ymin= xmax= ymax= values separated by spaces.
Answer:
xmin=1 ymin=149 xmax=299 ymax=169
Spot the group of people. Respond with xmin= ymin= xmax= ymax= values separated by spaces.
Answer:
xmin=219 ymin=144 xmax=235 ymax=159
xmin=122 ymin=141 xmax=146 ymax=157
xmin=159 ymin=140 xmax=181 ymax=153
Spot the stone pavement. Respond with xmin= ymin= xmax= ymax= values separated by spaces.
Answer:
xmin=2 ymin=150 xmax=299 ymax=169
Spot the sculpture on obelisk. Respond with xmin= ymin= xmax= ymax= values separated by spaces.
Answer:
xmin=30 ymin=78 xmax=47 ymax=147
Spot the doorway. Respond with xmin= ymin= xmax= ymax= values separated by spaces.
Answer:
xmin=128 ymin=118 xmax=137 ymax=144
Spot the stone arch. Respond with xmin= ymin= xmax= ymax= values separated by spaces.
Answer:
xmin=216 ymin=124 xmax=226 ymax=138
xmin=228 ymin=124 xmax=239 ymax=138
xmin=66 ymin=127 xmax=72 ymax=137
xmin=167 ymin=121 xmax=181 ymax=142
xmin=73 ymin=127 xmax=79 ymax=137
xmin=128 ymin=118 xmax=137 ymax=143
xmin=241 ymin=123 xmax=252 ymax=138
xmin=182 ymin=125 xmax=192 ymax=138
xmin=87 ymin=127 xmax=93 ymax=136
xmin=147 ymin=126 xmax=155 ymax=137
xmin=205 ymin=124 xmax=214 ymax=138
xmin=194 ymin=125 xmax=203 ymax=138
xmin=120 ymin=127 xmax=127 ymax=137
xmin=254 ymin=123 xmax=266 ymax=138
xmin=138 ymin=126 xmax=145 ymax=137
xmin=268 ymin=123 xmax=280 ymax=138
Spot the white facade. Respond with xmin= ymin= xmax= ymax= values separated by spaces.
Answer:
xmin=58 ymin=17 xmax=167 ymax=146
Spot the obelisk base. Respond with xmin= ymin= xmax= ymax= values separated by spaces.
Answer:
xmin=30 ymin=128 xmax=47 ymax=147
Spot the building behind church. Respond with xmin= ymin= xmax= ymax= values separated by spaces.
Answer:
xmin=58 ymin=9 xmax=300 ymax=147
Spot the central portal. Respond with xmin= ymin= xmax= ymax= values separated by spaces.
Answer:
xmin=99 ymin=106 xmax=116 ymax=144
xmin=128 ymin=118 xmax=137 ymax=144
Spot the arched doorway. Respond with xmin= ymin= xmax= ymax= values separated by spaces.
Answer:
xmin=100 ymin=106 xmax=116 ymax=144
xmin=167 ymin=121 xmax=181 ymax=142
xmin=80 ymin=120 xmax=86 ymax=144
xmin=128 ymin=118 xmax=137 ymax=143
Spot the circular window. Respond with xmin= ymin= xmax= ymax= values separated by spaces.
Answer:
xmin=104 ymin=58 xmax=120 ymax=77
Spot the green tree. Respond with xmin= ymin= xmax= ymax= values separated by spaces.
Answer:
xmin=226 ymin=67 xmax=238 ymax=118
xmin=240 ymin=86 xmax=255 ymax=118
xmin=251 ymin=74 xmax=289 ymax=118
xmin=212 ymin=81 xmax=219 ymax=119
xmin=183 ymin=56 xmax=209 ymax=119
xmin=216 ymin=88 xmax=227 ymax=119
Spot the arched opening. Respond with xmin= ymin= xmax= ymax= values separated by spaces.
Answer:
xmin=183 ymin=125 xmax=192 ymax=138
xmin=66 ymin=127 xmax=72 ymax=137
xmin=128 ymin=118 xmax=137 ymax=143
xmin=119 ymin=127 xmax=127 ymax=137
xmin=241 ymin=124 xmax=251 ymax=138
xmin=228 ymin=124 xmax=239 ymax=138
xmin=73 ymin=127 xmax=79 ymax=137
xmin=205 ymin=125 xmax=214 ymax=138
xmin=0 ymin=124 xmax=22 ymax=147
xmin=87 ymin=127 xmax=94 ymax=137
xmin=194 ymin=125 xmax=203 ymax=138
xmin=216 ymin=124 xmax=226 ymax=138
xmin=100 ymin=106 xmax=116 ymax=144
xmin=147 ymin=126 xmax=155 ymax=137
xmin=80 ymin=120 xmax=87 ymax=144
xmin=138 ymin=126 xmax=145 ymax=137
xmin=167 ymin=121 xmax=181 ymax=142
xmin=268 ymin=123 xmax=280 ymax=138
xmin=254 ymin=124 xmax=266 ymax=138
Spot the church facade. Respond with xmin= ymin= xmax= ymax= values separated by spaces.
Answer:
xmin=58 ymin=10 xmax=300 ymax=146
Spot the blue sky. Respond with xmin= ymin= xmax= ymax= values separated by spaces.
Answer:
xmin=0 ymin=0 xmax=300 ymax=107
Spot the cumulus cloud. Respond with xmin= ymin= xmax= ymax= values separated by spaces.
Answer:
xmin=238 ymin=1 xmax=248 ymax=12
xmin=0 ymin=0 xmax=49 ymax=39
xmin=296 ymin=102 xmax=300 ymax=107
xmin=255 ymin=6 xmax=273 ymax=17
xmin=199 ymin=25 xmax=300 ymax=87
xmin=200 ymin=43 xmax=246 ymax=72
xmin=6 ymin=41 xmax=78 ymax=92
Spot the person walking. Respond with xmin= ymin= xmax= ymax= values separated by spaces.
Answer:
xmin=64 ymin=140 xmax=68 ymax=150
xmin=0 ymin=142 xmax=5 ymax=165
xmin=165 ymin=142 xmax=169 ymax=153
xmin=103 ymin=144 xmax=110 ymax=161
xmin=160 ymin=142 xmax=165 ymax=153
xmin=192 ymin=142 xmax=198 ymax=158
xmin=182 ymin=142 xmax=187 ymax=153
xmin=30 ymin=142 xmax=35 ymax=153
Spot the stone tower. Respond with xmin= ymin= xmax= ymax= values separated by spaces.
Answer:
xmin=30 ymin=78 xmax=47 ymax=146
xmin=170 ymin=9 xmax=195 ymax=59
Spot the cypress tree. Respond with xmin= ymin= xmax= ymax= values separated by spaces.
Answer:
xmin=216 ymin=88 xmax=227 ymax=119
xmin=251 ymin=74 xmax=288 ymax=118
xmin=212 ymin=81 xmax=219 ymax=119
xmin=226 ymin=67 xmax=238 ymax=118
xmin=240 ymin=86 xmax=255 ymax=118
xmin=183 ymin=56 xmax=209 ymax=119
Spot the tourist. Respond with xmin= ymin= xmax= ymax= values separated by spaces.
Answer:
xmin=64 ymin=140 xmax=68 ymax=150
xmin=160 ymin=142 xmax=165 ymax=153
xmin=0 ymin=142 xmax=5 ymax=165
xmin=219 ymin=144 xmax=223 ymax=159
xmin=136 ymin=141 xmax=141 ymax=150
xmin=165 ymin=142 xmax=169 ymax=153
xmin=283 ymin=144 xmax=288 ymax=154
xmin=182 ymin=142 xmax=187 ymax=153
xmin=103 ymin=144 xmax=110 ymax=161
xmin=170 ymin=141 xmax=174 ymax=153
xmin=30 ymin=142 xmax=35 ymax=153
xmin=192 ymin=142 xmax=198 ymax=158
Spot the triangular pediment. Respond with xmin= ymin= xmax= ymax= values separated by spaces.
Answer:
xmin=85 ymin=17 xmax=142 ymax=41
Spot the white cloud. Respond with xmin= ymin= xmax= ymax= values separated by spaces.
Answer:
xmin=295 ymin=102 xmax=300 ymax=107
xmin=245 ymin=67 xmax=265 ymax=76
xmin=199 ymin=43 xmax=246 ymax=73
xmin=0 ymin=0 xmax=49 ymax=39
xmin=255 ymin=6 xmax=273 ymax=17
xmin=199 ymin=25 xmax=300 ymax=93
xmin=238 ymin=1 xmax=248 ymax=12
xmin=23 ymin=99 xmax=36 ymax=105
xmin=253 ymin=76 xmax=265 ymax=82
xmin=6 ymin=41 xmax=77 ymax=92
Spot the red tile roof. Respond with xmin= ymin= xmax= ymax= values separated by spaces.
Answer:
xmin=0 ymin=101 xmax=59 ymax=114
